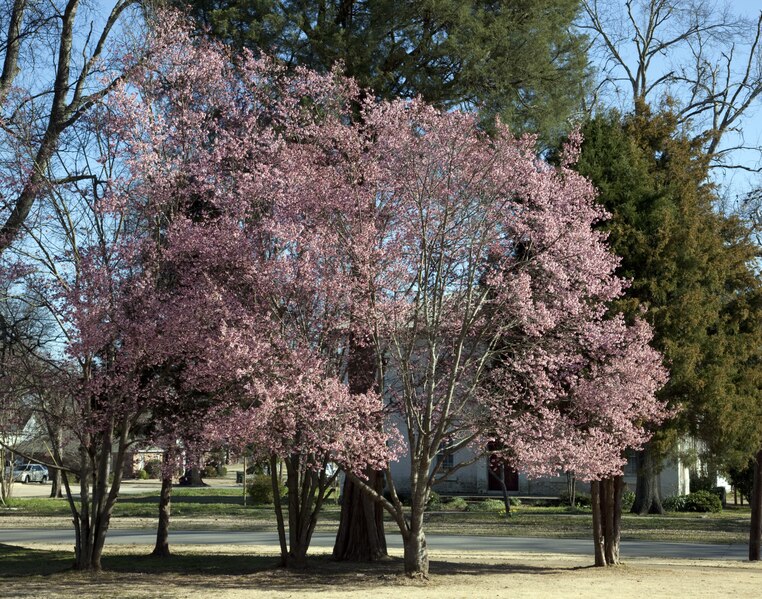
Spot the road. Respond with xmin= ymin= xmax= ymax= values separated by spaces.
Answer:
xmin=0 ymin=529 xmax=748 ymax=560
xmin=8 ymin=478 xmax=242 ymax=498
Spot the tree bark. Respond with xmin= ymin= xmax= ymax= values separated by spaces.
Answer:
xmin=631 ymin=444 xmax=664 ymax=515
xmin=592 ymin=476 xmax=624 ymax=566
xmin=604 ymin=476 xmax=623 ymax=565
xmin=748 ymin=450 xmax=762 ymax=561
xmin=189 ymin=465 xmax=206 ymax=486
xmin=403 ymin=528 xmax=429 ymax=578
xmin=151 ymin=473 xmax=172 ymax=557
xmin=49 ymin=467 xmax=63 ymax=498
xmin=70 ymin=417 xmax=130 ymax=571
xmin=286 ymin=459 xmax=310 ymax=569
xmin=402 ymin=496 xmax=429 ymax=578
xmin=488 ymin=464 xmax=512 ymax=516
xmin=271 ymin=456 xmax=289 ymax=567
xmin=49 ymin=426 xmax=63 ymax=498
xmin=334 ymin=334 xmax=387 ymax=561
xmin=591 ymin=480 xmax=605 ymax=566
xmin=272 ymin=453 xmax=332 ymax=569
xmin=333 ymin=468 xmax=388 ymax=560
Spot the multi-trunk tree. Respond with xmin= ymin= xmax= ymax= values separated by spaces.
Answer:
xmin=22 ymin=10 xmax=668 ymax=575
xmin=93 ymin=12 xmax=398 ymax=569
xmin=177 ymin=0 xmax=593 ymax=561
xmin=108 ymin=14 xmax=669 ymax=576
xmin=312 ymin=104 xmax=669 ymax=575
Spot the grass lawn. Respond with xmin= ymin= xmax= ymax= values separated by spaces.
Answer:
xmin=0 ymin=488 xmax=753 ymax=544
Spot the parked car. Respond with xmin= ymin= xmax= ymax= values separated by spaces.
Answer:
xmin=12 ymin=463 xmax=49 ymax=484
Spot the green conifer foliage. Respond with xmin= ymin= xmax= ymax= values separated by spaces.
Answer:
xmin=577 ymin=107 xmax=762 ymax=513
xmin=178 ymin=0 xmax=588 ymax=140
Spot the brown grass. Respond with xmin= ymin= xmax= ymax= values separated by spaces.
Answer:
xmin=3 ymin=543 xmax=762 ymax=599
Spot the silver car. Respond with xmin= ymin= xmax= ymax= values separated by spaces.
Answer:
xmin=12 ymin=463 xmax=49 ymax=484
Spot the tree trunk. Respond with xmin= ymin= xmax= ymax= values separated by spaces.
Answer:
xmin=604 ymin=476 xmax=623 ymax=565
xmin=748 ymin=450 xmax=762 ymax=561
xmin=0 ymin=448 xmax=11 ymax=505
xmin=49 ymin=426 xmax=63 ymax=498
xmin=70 ymin=418 xmax=130 ymax=571
xmin=334 ymin=333 xmax=388 ymax=561
xmin=333 ymin=468 xmax=388 ymax=560
xmin=401 ymin=491 xmax=429 ymax=578
xmin=631 ymin=444 xmax=664 ymax=515
xmin=151 ymin=473 xmax=173 ymax=557
xmin=50 ymin=467 xmax=63 ymax=498
xmin=591 ymin=480 xmax=605 ymax=566
xmin=488 ymin=464 xmax=512 ymax=516
xmin=189 ymin=466 xmax=206 ymax=486
xmin=272 ymin=454 xmax=329 ymax=569
xmin=566 ymin=471 xmax=576 ymax=508
xmin=403 ymin=526 xmax=429 ymax=578
xmin=286 ymin=462 xmax=309 ymax=569
xmin=271 ymin=456 xmax=289 ymax=567
xmin=592 ymin=476 xmax=624 ymax=566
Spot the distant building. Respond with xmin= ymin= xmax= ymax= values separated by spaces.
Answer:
xmin=390 ymin=442 xmax=691 ymax=498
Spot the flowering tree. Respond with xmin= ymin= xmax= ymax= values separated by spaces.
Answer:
xmin=213 ymin=372 xmax=392 ymax=568
xmin=94 ymin=12 xmax=398 ymax=568
xmin=324 ymin=102 xmax=670 ymax=576
xmin=485 ymin=315 xmax=668 ymax=565
xmin=58 ymin=10 xmax=668 ymax=575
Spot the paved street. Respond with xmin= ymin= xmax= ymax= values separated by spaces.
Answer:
xmin=8 ymin=477 xmax=241 ymax=498
xmin=0 ymin=528 xmax=748 ymax=560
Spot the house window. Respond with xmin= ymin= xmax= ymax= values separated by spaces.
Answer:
xmin=624 ymin=451 xmax=638 ymax=476
xmin=436 ymin=441 xmax=454 ymax=472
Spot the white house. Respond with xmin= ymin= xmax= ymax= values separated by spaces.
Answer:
xmin=389 ymin=442 xmax=691 ymax=498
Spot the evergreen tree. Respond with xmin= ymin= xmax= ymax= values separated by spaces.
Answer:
xmin=577 ymin=106 xmax=762 ymax=515
xmin=178 ymin=0 xmax=589 ymax=141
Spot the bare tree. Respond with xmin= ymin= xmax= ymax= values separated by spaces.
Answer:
xmin=0 ymin=0 xmax=141 ymax=254
xmin=580 ymin=0 xmax=762 ymax=169
xmin=0 ymin=288 xmax=57 ymax=504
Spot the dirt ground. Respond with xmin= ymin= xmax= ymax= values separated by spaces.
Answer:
xmin=4 ymin=543 xmax=762 ymax=599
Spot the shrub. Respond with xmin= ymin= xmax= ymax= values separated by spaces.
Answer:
xmin=682 ymin=490 xmax=722 ymax=513
xmin=468 ymin=498 xmax=506 ymax=513
xmin=664 ymin=491 xmax=722 ymax=513
xmin=727 ymin=462 xmax=754 ymax=501
xmin=136 ymin=469 xmax=149 ymax=480
xmin=444 ymin=497 xmax=468 ymax=511
xmin=202 ymin=465 xmax=219 ymax=478
xmin=689 ymin=471 xmax=717 ymax=494
xmin=144 ymin=459 xmax=162 ymax=479
xmin=663 ymin=495 xmax=686 ymax=511
xmin=621 ymin=490 xmax=636 ymax=512
xmin=217 ymin=465 xmax=228 ymax=478
xmin=427 ymin=491 xmax=442 ymax=510
xmin=559 ymin=490 xmax=591 ymax=508
xmin=247 ymin=475 xmax=286 ymax=504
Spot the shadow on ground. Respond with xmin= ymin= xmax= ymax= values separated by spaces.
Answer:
xmin=0 ymin=542 xmax=578 ymax=594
